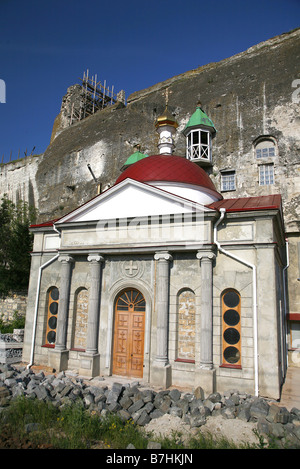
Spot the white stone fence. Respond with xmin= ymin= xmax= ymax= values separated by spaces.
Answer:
xmin=0 ymin=329 xmax=24 ymax=364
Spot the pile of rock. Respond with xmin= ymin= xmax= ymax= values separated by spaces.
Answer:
xmin=0 ymin=363 xmax=300 ymax=447
xmin=0 ymin=331 xmax=23 ymax=364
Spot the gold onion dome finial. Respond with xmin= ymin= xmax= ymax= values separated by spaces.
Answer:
xmin=155 ymin=88 xmax=178 ymax=129
xmin=155 ymin=106 xmax=178 ymax=128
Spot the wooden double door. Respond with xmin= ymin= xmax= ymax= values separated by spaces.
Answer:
xmin=112 ymin=289 xmax=146 ymax=378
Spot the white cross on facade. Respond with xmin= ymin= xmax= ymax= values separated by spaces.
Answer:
xmin=124 ymin=260 xmax=138 ymax=276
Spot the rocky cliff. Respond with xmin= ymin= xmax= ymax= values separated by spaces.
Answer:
xmin=0 ymin=28 xmax=299 ymax=230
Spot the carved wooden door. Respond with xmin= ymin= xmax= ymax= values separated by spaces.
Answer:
xmin=112 ymin=289 xmax=145 ymax=378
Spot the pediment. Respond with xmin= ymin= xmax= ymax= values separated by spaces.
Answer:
xmin=57 ymin=178 xmax=212 ymax=224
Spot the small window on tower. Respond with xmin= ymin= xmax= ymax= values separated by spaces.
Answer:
xmin=192 ymin=132 xmax=199 ymax=145
xmin=186 ymin=129 xmax=211 ymax=162
xmin=200 ymin=130 xmax=209 ymax=159
xmin=201 ymin=131 xmax=208 ymax=145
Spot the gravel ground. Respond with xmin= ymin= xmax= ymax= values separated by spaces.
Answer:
xmin=144 ymin=413 xmax=259 ymax=447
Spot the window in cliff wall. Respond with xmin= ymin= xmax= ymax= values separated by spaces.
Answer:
xmin=254 ymin=137 xmax=277 ymax=159
xmin=221 ymin=170 xmax=236 ymax=192
xmin=259 ymin=164 xmax=274 ymax=186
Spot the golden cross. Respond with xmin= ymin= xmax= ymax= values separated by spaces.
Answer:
xmin=162 ymin=88 xmax=172 ymax=106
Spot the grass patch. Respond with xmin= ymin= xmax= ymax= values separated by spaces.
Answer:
xmin=0 ymin=397 xmax=149 ymax=449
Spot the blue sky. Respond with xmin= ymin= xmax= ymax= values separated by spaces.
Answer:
xmin=0 ymin=0 xmax=299 ymax=164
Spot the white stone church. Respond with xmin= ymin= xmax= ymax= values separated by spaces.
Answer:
xmin=22 ymin=103 xmax=287 ymax=400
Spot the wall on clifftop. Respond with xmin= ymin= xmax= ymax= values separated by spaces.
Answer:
xmin=0 ymin=155 xmax=40 ymax=208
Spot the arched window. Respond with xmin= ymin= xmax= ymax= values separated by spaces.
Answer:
xmin=176 ymin=289 xmax=195 ymax=362
xmin=45 ymin=287 xmax=59 ymax=346
xmin=221 ymin=289 xmax=241 ymax=367
xmin=254 ymin=137 xmax=277 ymax=159
xmin=254 ymin=137 xmax=277 ymax=186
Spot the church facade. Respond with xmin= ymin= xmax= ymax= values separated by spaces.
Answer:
xmin=22 ymin=104 xmax=287 ymax=400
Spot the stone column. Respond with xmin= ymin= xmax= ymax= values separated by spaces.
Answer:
xmin=152 ymin=251 xmax=172 ymax=387
xmin=86 ymin=254 xmax=104 ymax=354
xmin=49 ymin=255 xmax=74 ymax=371
xmin=195 ymin=251 xmax=216 ymax=393
xmin=55 ymin=255 xmax=74 ymax=350
xmin=79 ymin=254 xmax=104 ymax=377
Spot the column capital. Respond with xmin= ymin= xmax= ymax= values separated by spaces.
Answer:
xmin=196 ymin=251 xmax=216 ymax=263
xmin=58 ymin=255 xmax=74 ymax=264
xmin=87 ymin=253 xmax=104 ymax=263
xmin=154 ymin=251 xmax=173 ymax=262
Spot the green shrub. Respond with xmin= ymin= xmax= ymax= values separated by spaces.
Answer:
xmin=0 ymin=311 xmax=25 ymax=333
xmin=0 ymin=195 xmax=36 ymax=297
xmin=0 ymin=398 xmax=149 ymax=449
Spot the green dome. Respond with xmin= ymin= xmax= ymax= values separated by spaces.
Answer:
xmin=183 ymin=105 xmax=216 ymax=135
xmin=121 ymin=150 xmax=148 ymax=171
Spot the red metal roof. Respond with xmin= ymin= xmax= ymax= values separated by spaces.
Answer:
xmin=207 ymin=194 xmax=282 ymax=212
xmin=115 ymin=154 xmax=221 ymax=197
xmin=30 ymin=219 xmax=59 ymax=228
xmin=30 ymin=190 xmax=282 ymax=230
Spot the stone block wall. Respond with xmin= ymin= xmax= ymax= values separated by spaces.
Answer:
xmin=73 ymin=288 xmax=88 ymax=350
xmin=177 ymin=289 xmax=196 ymax=361
xmin=0 ymin=293 xmax=28 ymax=322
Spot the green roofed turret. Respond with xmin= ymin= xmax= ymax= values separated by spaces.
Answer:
xmin=183 ymin=102 xmax=216 ymax=136
xmin=121 ymin=148 xmax=148 ymax=171
xmin=183 ymin=103 xmax=216 ymax=166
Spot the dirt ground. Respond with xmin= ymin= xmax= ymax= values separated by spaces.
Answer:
xmin=144 ymin=413 xmax=259 ymax=447
xmin=0 ymin=425 xmax=54 ymax=449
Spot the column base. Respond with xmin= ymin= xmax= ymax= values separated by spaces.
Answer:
xmin=194 ymin=368 xmax=216 ymax=396
xmin=48 ymin=349 xmax=69 ymax=372
xmin=79 ymin=352 xmax=100 ymax=378
xmin=151 ymin=363 xmax=172 ymax=388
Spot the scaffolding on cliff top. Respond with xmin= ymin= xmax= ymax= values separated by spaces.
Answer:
xmin=69 ymin=69 xmax=126 ymax=125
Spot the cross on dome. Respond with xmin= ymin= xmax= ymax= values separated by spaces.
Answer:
xmin=162 ymin=87 xmax=172 ymax=106
xmin=155 ymin=90 xmax=178 ymax=155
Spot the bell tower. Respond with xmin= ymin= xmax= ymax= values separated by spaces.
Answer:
xmin=155 ymin=89 xmax=178 ymax=155
xmin=183 ymin=102 xmax=216 ymax=166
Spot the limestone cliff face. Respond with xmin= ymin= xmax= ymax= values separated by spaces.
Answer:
xmin=1 ymin=29 xmax=299 ymax=231
xmin=0 ymin=155 xmax=40 ymax=208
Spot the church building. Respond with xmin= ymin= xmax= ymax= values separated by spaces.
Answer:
xmin=22 ymin=102 xmax=287 ymax=400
